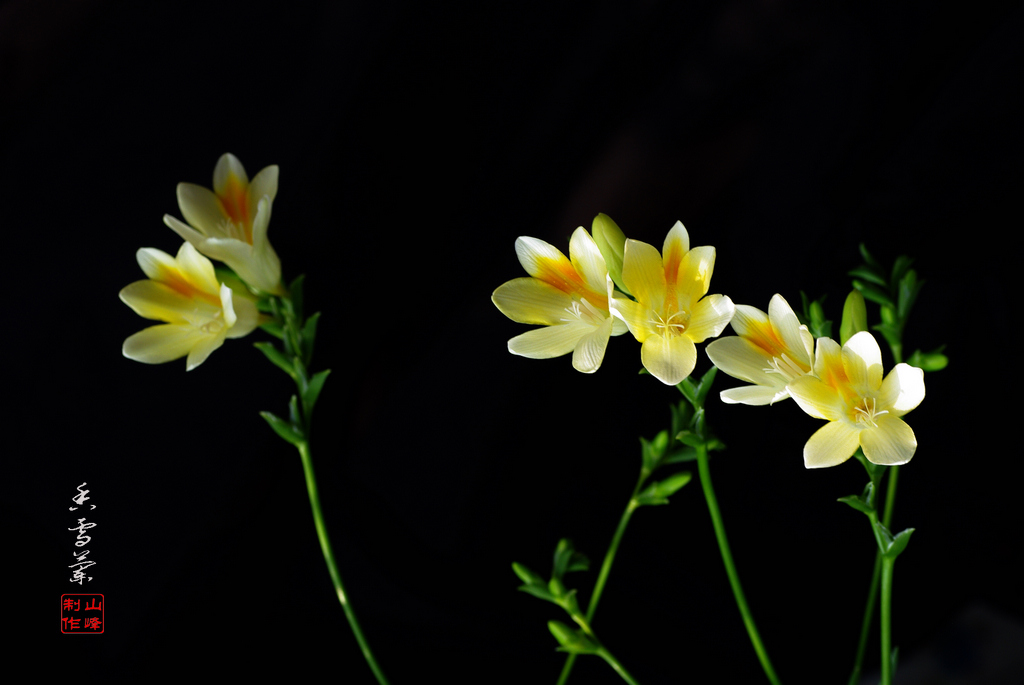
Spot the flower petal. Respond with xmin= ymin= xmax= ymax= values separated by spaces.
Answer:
xmin=788 ymin=376 xmax=845 ymax=420
xmin=123 ymin=324 xmax=214 ymax=365
xmin=176 ymin=183 xmax=229 ymax=238
xmin=507 ymin=321 xmax=592 ymax=359
xmin=226 ymin=296 xmax=261 ymax=339
xmin=247 ymin=164 xmax=279 ymax=217
xmin=661 ymin=221 xmax=690 ymax=282
xmin=706 ymin=336 xmax=781 ymax=387
xmin=769 ymin=294 xmax=812 ymax=366
xmin=572 ymin=315 xmax=614 ymax=373
xmin=641 ymin=334 xmax=697 ymax=385
xmin=843 ymin=331 xmax=883 ymax=390
xmin=119 ymin=280 xmax=215 ymax=323
xmin=720 ymin=385 xmax=779 ymax=406
xmin=860 ymin=415 xmax=917 ymax=465
xmin=804 ymin=421 xmax=861 ymax=468
xmin=608 ymin=295 xmax=653 ymax=342
xmin=213 ymin=153 xmax=249 ymax=195
xmin=492 ymin=277 xmax=573 ymax=325
xmin=686 ymin=293 xmax=734 ymax=342
xmin=568 ymin=227 xmax=609 ymax=298
xmin=621 ymin=239 xmax=666 ymax=310
xmin=879 ymin=363 xmax=926 ymax=416
xmin=675 ymin=245 xmax=716 ymax=305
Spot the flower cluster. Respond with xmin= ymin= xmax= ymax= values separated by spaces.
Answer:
xmin=120 ymin=153 xmax=282 ymax=369
xmin=493 ymin=216 xmax=926 ymax=470
xmin=492 ymin=216 xmax=734 ymax=385
xmin=708 ymin=295 xmax=925 ymax=468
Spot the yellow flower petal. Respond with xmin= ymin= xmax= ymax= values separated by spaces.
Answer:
xmin=641 ymin=334 xmax=697 ymax=386
xmin=507 ymin=321 xmax=593 ymax=359
xmin=860 ymin=415 xmax=917 ymax=465
xmin=621 ymin=239 xmax=666 ymax=310
xmin=686 ymin=293 xmax=734 ymax=342
xmin=492 ymin=277 xmax=573 ymax=325
xmin=804 ymin=421 xmax=862 ymax=468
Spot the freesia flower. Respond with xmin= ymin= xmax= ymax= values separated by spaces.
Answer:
xmin=492 ymin=227 xmax=628 ymax=373
xmin=705 ymin=294 xmax=814 ymax=405
xmin=609 ymin=221 xmax=734 ymax=385
xmin=788 ymin=331 xmax=925 ymax=468
xmin=120 ymin=242 xmax=260 ymax=370
xmin=163 ymin=153 xmax=284 ymax=294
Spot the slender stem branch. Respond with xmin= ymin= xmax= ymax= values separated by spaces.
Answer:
xmin=696 ymin=442 xmax=781 ymax=685
xmin=597 ymin=647 xmax=642 ymax=685
xmin=847 ymin=465 xmax=901 ymax=685
xmin=298 ymin=440 xmax=390 ymax=685
xmin=557 ymin=473 xmax=644 ymax=685
xmin=879 ymin=555 xmax=895 ymax=685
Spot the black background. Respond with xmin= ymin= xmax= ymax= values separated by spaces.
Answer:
xmin=4 ymin=1 xmax=1021 ymax=682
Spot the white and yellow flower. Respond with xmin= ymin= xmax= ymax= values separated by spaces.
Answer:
xmin=163 ymin=153 xmax=284 ymax=294
xmin=609 ymin=221 xmax=734 ymax=385
xmin=788 ymin=331 xmax=925 ymax=468
xmin=492 ymin=227 xmax=628 ymax=373
xmin=120 ymin=242 xmax=260 ymax=370
xmin=705 ymin=294 xmax=814 ymax=405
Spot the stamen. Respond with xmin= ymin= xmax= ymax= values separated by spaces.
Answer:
xmin=762 ymin=353 xmax=805 ymax=382
xmin=648 ymin=310 xmax=689 ymax=336
xmin=853 ymin=397 xmax=889 ymax=427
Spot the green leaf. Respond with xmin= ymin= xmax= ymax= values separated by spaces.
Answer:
xmin=301 ymin=311 xmax=322 ymax=365
xmin=548 ymin=621 xmax=600 ymax=655
xmin=847 ymin=266 xmax=887 ymax=287
xmin=552 ymin=538 xmax=589 ymax=580
xmin=838 ymin=494 xmax=873 ymax=516
xmin=662 ymin=446 xmax=699 ymax=464
xmin=852 ymin=280 xmax=894 ymax=308
xmin=858 ymin=243 xmax=882 ymax=269
xmin=303 ymin=369 xmax=331 ymax=416
xmin=655 ymin=471 xmax=693 ymax=497
xmin=906 ymin=347 xmax=948 ymax=372
xmin=259 ymin=411 xmax=304 ymax=446
xmin=512 ymin=562 xmax=546 ymax=588
xmin=891 ymin=255 xmax=915 ymax=285
xmin=288 ymin=394 xmax=302 ymax=427
xmin=289 ymin=274 xmax=306 ymax=322
xmin=886 ymin=528 xmax=915 ymax=558
xmin=694 ymin=366 xmax=718 ymax=408
xmin=259 ymin=320 xmax=285 ymax=339
xmin=676 ymin=377 xmax=699 ymax=407
xmin=636 ymin=471 xmax=693 ymax=506
xmin=254 ymin=341 xmax=296 ymax=377
xmin=518 ymin=584 xmax=558 ymax=604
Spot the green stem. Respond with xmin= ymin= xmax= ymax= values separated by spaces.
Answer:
xmin=879 ymin=555 xmax=895 ymax=685
xmin=696 ymin=442 xmax=781 ymax=685
xmin=557 ymin=473 xmax=644 ymax=685
xmin=847 ymin=465 xmax=900 ymax=685
xmin=298 ymin=440 xmax=390 ymax=685
xmin=597 ymin=647 xmax=642 ymax=685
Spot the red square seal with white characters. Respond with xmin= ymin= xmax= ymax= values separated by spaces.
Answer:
xmin=61 ymin=594 xmax=104 ymax=633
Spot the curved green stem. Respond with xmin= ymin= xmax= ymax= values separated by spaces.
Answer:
xmin=696 ymin=442 xmax=781 ymax=685
xmin=557 ymin=474 xmax=644 ymax=685
xmin=298 ymin=440 xmax=390 ymax=685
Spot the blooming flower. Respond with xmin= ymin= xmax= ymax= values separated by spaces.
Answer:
xmin=787 ymin=331 xmax=925 ymax=468
xmin=492 ymin=227 xmax=628 ymax=373
xmin=120 ymin=242 xmax=261 ymax=370
xmin=609 ymin=221 xmax=734 ymax=385
xmin=705 ymin=294 xmax=814 ymax=405
xmin=163 ymin=153 xmax=284 ymax=294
